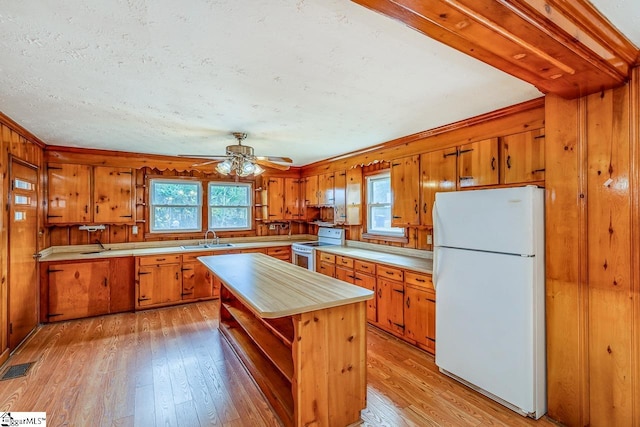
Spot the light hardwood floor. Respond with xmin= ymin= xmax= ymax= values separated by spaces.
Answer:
xmin=0 ymin=301 xmax=560 ymax=426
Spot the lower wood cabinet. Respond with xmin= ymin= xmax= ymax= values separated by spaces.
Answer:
xmin=316 ymin=251 xmax=435 ymax=354
xmin=137 ymin=255 xmax=182 ymax=308
xmin=41 ymin=257 xmax=134 ymax=322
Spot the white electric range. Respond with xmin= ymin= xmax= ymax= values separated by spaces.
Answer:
xmin=291 ymin=227 xmax=345 ymax=271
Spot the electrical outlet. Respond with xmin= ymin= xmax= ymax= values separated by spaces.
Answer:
xmin=132 ymin=225 xmax=139 ymax=235
xmin=427 ymin=234 xmax=433 ymax=245
xmin=269 ymin=224 xmax=276 ymax=230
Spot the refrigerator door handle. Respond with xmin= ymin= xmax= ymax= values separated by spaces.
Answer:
xmin=432 ymin=200 xmax=439 ymax=290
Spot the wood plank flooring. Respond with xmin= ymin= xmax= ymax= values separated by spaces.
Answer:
xmin=0 ymin=301 xmax=560 ymax=426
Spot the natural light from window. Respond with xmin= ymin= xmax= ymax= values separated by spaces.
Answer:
xmin=149 ymin=179 xmax=202 ymax=232
xmin=208 ymin=182 xmax=252 ymax=231
xmin=366 ymin=171 xmax=404 ymax=237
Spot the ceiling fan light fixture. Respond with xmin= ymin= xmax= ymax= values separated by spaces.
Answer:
xmin=216 ymin=159 xmax=233 ymax=175
xmin=238 ymin=159 xmax=256 ymax=177
xmin=253 ymin=163 xmax=265 ymax=176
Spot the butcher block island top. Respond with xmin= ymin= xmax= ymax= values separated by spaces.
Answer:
xmin=198 ymin=252 xmax=373 ymax=317
xmin=199 ymin=252 xmax=372 ymax=427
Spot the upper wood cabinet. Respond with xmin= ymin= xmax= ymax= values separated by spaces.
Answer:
xmin=345 ymin=168 xmax=363 ymax=225
xmin=391 ymin=154 xmax=420 ymax=227
xmin=283 ymin=177 xmax=303 ymax=221
xmin=47 ymin=163 xmax=92 ymax=224
xmin=46 ymin=163 xmax=134 ymax=225
xmin=304 ymin=175 xmax=319 ymax=206
xmin=458 ymin=138 xmax=499 ymax=188
xmin=502 ymin=129 xmax=545 ymax=184
xmin=420 ymin=148 xmax=457 ymax=226
xmin=334 ymin=171 xmax=347 ymax=224
xmin=318 ymin=172 xmax=335 ymax=205
xmin=266 ymin=177 xmax=285 ymax=221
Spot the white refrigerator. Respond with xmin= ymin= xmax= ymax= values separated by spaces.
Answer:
xmin=432 ymin=186 xmax=546 ymax=419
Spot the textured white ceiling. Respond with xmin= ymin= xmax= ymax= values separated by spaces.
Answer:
xmin=590 ymin=0 xmax=640 ymax=47
xmin=0 ymin=1 xmax=565 ymax=166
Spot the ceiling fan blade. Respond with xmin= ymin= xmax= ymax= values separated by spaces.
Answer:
xmin=191 ymin=159 xmax=222 ymax=167
xmin=256 ymin=156 xmax=293 ymax=163
xmin=255 ymin=159 xmax=291 ymax=171
xmin=178 ymin=154 xmax=227 ymax=159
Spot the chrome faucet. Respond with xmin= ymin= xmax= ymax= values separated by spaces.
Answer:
xmin=204 ymin=229 xmax=219 ymax=245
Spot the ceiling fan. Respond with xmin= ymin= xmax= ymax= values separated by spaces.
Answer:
xmin=180 ymin=132 xmax=293 ymax=177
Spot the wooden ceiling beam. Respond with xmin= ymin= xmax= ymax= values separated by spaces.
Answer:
xmin=352 ymin=0 xmax=639 ymax=98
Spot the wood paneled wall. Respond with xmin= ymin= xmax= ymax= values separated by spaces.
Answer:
xmin=545 ymin=69 xmax=640 ymax=425
xmin=0 ymin=117 xmax=44 ymax=366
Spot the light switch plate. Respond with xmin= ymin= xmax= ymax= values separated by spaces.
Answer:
xmin=427 ymin=234 xmax=432 ymax=244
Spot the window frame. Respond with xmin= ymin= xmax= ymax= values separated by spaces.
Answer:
xmin=148 ymin=178 xmax=203 ymax=233
xmin=365 ymin=170 xmax=405 ymax=238
xmin=207 ymin=181 xmax=253 ymax=232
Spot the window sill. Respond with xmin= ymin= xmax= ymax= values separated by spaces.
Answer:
xmin=361 ymin=233 xmax=409 ymax=244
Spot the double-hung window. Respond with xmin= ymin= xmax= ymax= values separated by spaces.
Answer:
xmin=208 ymin=182 xmax=252 ymax=231
xmin=149 ymin=179 xmax=202 ymax=232
xmin=366 ymin=171 xmax=404 ymax=237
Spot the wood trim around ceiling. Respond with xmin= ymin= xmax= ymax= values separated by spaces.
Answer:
xmin=0 ymin=111 xmax=46 ymax=148
xmin=351 ymin=0 xmax=639 ymax=99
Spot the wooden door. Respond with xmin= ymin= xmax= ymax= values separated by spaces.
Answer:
xmin=502 ymin=129 xmax=545 ymax=184
xmin=420 ymin=148 xmax=457 ymax=226
xmin=9 ymin=160 xmax=39 ymax=349
xmin=46 ymin=163 xmax=91 ymax=224
xmin=334 ymin=171 xmax=347 ymax=223
xmin=266 ymin=177 xmax=285 ymax=221
xmin=137 ymin=263 xmax=182 ymax=307
xmin=345 ymin=167 xmax=362 ymax=225
xmin=404 ymin=285 xmax=436 ymax=353
xmin=335 ymin=266 xmax=355 ymax=284
xmin=94 ymin=166 xmax=134 ymax=223
xmin=304 ymin=175 xmax=319 ymax=205
xmin=47 ymin=261 xmax=110 ymax=322
xmin=391 ymin=155 xmax=420 ymax=226
xmin=377 ymin=278 xmax=405 ymax=335
xmin=181 ymin=262 xmax=213 ymax=300
xmin=283 ymin=178 xmax=302 ymax=220
xmin=354 ymin=272 xmax=376 ymax=322
xmin=318 ymin=172 xmax=335 ymax=205
xmin=317 ymin=262 xmax=335 ymax=278
xmin=458 ymin=138 xmax=499 ymax=188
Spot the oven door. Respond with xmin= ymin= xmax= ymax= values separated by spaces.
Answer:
xmin=292 ymin=249 xmax=314 ymax=271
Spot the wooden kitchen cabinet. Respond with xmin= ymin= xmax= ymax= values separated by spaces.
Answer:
xmin=318 ymin=172 xmax=335 ymax=205
xmin=283 ymin=177 xmax=303 ymax=220
xmin=354 ymin=269 xmax=376 ymax=322
xmin=267 ymin=246 xmax=291 ymax=262
xmin=316 ymin=251 xmax=336 ymax=277
xmin=43 ymin=257 xmax=134 ymax=322
xmin=334 ymin=170 xmax=347 ymax=224
xmin=501 ymin=129 xmax=545 ymax=184
xmin=304 ymin=175 xmax=319 ymax=206
xmin=345 ymin=167 xmax=363 ymax=225
xmin=46 ymin=163 xmax=92 ymax=224
xmin=136 ymin=255 xmax=182 ymax=308
xmin=377 ymin=277 xmax=405 ymax=336
xmin=404 ymin=284 xmax=436 ymax=354
xmin=266 ymin=177 xmax=285 ymax=221
xmin=420 ymin=148 xmax=457 ymax=226
xmin=181 ymin=252 xmax=214 ymax=300
xmin=46 ymin=163 xmax=134 ymax=225
xmin=391 ymin=154 xmax=420 ymax=227
xmin=458 ymin=138 xmax=499 ymax=188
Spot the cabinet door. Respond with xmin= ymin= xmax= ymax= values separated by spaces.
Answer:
xmin=377 ymin=278 xmax=405 ymax=335
xmin=502 ymin=129 xmax=545 ymax=184
xmin=420 ymin=149 xmax=457 ymax=226
xmin=283 ymin=178 xmax=302 ymax=220
xmin=345 ymin=168 xmax=362 ymax=225
xmin=354 ymin=272 xmax=376 ymax=322
xmin=266 ymin=177 xmax=285 ymax=221
xmin=458 ymin=138 xmax=499 ymax=188
xmin=317 ymin=261 xmax=335 ymax=278
xmin=391 ymin=155 xmax=420 ymax=226
xmin=335 ymin=265 xmax=355 ymax=284
xmin=94 ymin=166 xmax=134 ymax=223
xmin=46 ymin=163 xmax=92 ymax=224
xmin=181 ymin=261 xmax=213 ymax=300
xmin=305 ymin=175 xmax=319 ymax=206
xmin=334 ymin=171 xmax=347 ymax=224
xmin=318 ymin=172 xmax=335 ymax=205
xmin=404 ymin=285 xmax=436 ymax=353
xmin=137 ymin=263 xmax=182 ymax=307
xmin=48 ymin=261 xmax=110 ymax=321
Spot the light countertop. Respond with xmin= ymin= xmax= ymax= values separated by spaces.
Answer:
xmin=316 ymin=246 xmax=433 ymax=274
xmin=199 ymin=253 xmax=373 ymax=318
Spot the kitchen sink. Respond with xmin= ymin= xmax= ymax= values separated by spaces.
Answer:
xmin=181 ymin=243 xmax=234 ymax=250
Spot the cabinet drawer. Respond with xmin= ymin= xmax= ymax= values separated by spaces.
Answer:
xmin=335 ymin=256 xmax=353 ymax=268
xmin=267 ymin=246 xmax=290 ymax=257
xmin=138 ymin=254 xmax=181 ymax=266
xmin=377 ymin=265 xmax=404 ymax=281
xmin=182 ymin=252 xmax=212 ymax=263
xmin=319 ymin=252 xmax=335 ymax=263
xmin=405 ymin=271 xmax=434 ymax=291
xmin=354 ymin=260 xmax=376 ymax=274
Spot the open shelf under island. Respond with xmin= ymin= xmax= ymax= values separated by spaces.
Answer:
xmin=199 ymin=253 xmax=374 ymax=427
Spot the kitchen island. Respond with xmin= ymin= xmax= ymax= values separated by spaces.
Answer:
xmin=199 ymin=253 xmax=373 ymax=427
